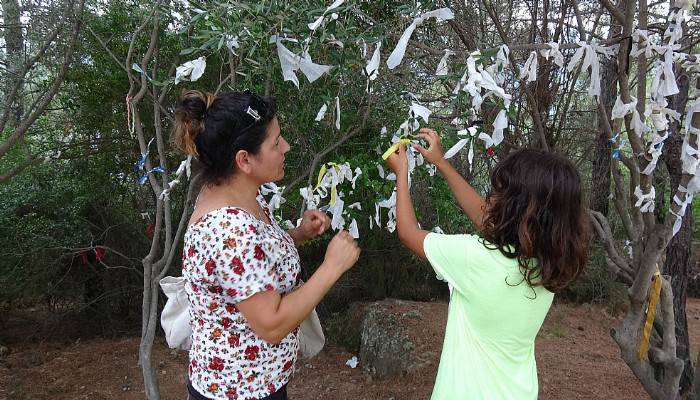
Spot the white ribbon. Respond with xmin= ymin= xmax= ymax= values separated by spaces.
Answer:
xmin=365 ymin=42 xmax=382 ymax=81
xmin=479 ymin=109 xmax=508 ymax=148
xmin=410 ymin=102 xmax=431 ymax=123
xmin=272 ymin=37 xmax=333 ymax=88
xmin=175 ymin=57 xmax=206 ymax=84
xmin=335 ymin=96 xmax=341 ymax=130
xmin=387 ymin=8 xmax=455 ymax=69
xmin=519 ymin=51 xmax=538 ymax=82
xmin=540 ymin=42 xmax=564 ymax=67
xmin=634 ymin=185 xmax=656 ymax=213
xmin=435 ymin=49 xmax=455 ymax=76
xmin=315 ymin=103 xmax=328 ymax=122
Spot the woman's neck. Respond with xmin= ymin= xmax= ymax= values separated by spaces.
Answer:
xmin=206 ymin=175 xmax=260 ymax=207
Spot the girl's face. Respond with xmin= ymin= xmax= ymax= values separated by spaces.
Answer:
xmin=249 ymin=117 xmax=290 ymax=183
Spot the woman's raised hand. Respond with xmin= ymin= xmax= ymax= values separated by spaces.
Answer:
xmin=323 ymin=230 xmax=360 ymax=274
xmin=412 ymin=128 xmax=445 ymax=166
xmin=298 ymin=209 xmax=331 ymax=241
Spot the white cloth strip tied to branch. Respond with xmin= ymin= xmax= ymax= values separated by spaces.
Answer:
xmin=479 ymin=109 xmax=508 ymax=148
xmin=175 ymin=57 xmax=206 ymax=84
xmin=641 ymin=131 xmax=669 ymax=175
xmin=566 ymin=41 xmax=617 ymax=98
xmin=682 ymin=98 xmax=700 ymax=175
xmin=307 ymin=0 xmax=345 ymax=31
xmin=271 ymin=36 xmax=333 ymax=89
xmin=386 ymin=7 xmax=455 ymax=70
xmin=435 ymin=49 xmax=455 ymax=76
xmin=611 ymin=96 xmax=650 ymax=137
xmin=634 ymin=185 xmax=656 ymax=213
xmin=260 ymin=182 xmax=287 ymax=214
xmin=519 ymin=51 xmax=538 ymax=82
xmin=650 ymin=48 xmax=681 ymax=100
xmin=540 ymin=42 xmax=564 ymax=68
xmin=159 ymin=156 xmax=193 ymax=200
xmin=315 ymin=103 xmax=328 ymax=121
xmin=670 ymin=185 xmax=694 ymax=236
xmin=454 ymin=54 xmax=511 ymax=112
xmin=365 ymin=42 xmax=381 ymax=80
xmin=410 ymin=102 xmax=431 ymax=123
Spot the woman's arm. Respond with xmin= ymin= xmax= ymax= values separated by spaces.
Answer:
xmin=386 ymin=145 xmax=429 ymax=260
xmin=237 ymin=230 xmax=359 ymax=344
xmin=413 ymin=129 xmax=486 ymax=230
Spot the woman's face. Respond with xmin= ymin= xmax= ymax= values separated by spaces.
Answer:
xmin=249 ymin=117 xmax=290 ymax=183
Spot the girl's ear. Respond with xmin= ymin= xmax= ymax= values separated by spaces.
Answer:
xmin=234 ymin=150 xmax=253 ymax=175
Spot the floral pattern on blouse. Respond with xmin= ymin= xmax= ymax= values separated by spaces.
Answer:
xmin=183 ymin=194 xmax=301 ymax=400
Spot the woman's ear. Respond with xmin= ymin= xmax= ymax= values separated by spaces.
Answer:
xmin=234 ymin=150 xmax=253 ymax=174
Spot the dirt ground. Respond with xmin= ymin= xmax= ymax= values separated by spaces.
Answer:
xmin=3 ymin=299 xmax=700 ymax=400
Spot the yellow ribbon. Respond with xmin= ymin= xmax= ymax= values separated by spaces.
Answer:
xmin=638 ymin=268 xmax=662 ymax=360
xmin=315 ymin=164 xmax=328 ymax=189
xmin=381 ymin=139 xmax=412 ymax=160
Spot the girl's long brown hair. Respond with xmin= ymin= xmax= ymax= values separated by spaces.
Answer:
xmin=480 ymin=149 xmax=589 ymax=293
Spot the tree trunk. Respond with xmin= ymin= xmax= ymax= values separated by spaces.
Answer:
xmin=140 ymin=261 xmax=161 ymax=399
xmin=663 ymin=56 xmax=693 ymax=395
xmin=588 ymin=15 xmax=620 ymax=216
xmin=1 ymin=0 xmax=24 ymax=126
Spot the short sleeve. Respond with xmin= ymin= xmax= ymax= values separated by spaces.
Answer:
xmin=208 ymin=210 xmax=279 ymax=303
xmin=423 ymin=233 xmax=480 ymax=296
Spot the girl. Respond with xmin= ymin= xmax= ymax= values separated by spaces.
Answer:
xmin=173 ymin=90 xmax=360 ymax=400
xmin=385 ymin=128 xmax=588 ymax=399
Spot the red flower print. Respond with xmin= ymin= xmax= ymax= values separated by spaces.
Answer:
xmin=208 ymin=383 xmax=220 ymax=393
xmin=212 ymin=328 xmax=222 ymax=338
xmin=226 ymin=288 xmax=237 ymax=297
xmin=192 ymin=284 xmax=199 ymax=293
xmin=223 ymin=238 xmax=237 ymax=248
xmin=225 ymin=303 xmax=237 ymax=313
xmin=197 ymin=319 xmax=204 ymax=327
xmin=209 ymin=357 xmax=225 ymax=372
xmin=208 ymin=285 xmax=223 ymax=294
xmin=187 ymin=246 xmax=195 ymax=257
xmin=226 ymin=209 xmax=239 ymax=214
xmin=244 ymin=345 xmax=260 ymax=361
xmin=268 ymin=383 xmax=276 ymax=394
xmin=228 ymin=334 xmax=240 ymax=347
xmin=205 ymin=259 xmax=216 ymax=275
xmin=249 ymin=224 xmax=257 ymax=233
xmin=221 ymin=317 xmax=231 ymax=329
xmin=232 ymin=257 xmax=245 ymax=275
xmin=208 ymin=301 xmax=219 ymax=311
xmin=283 ymin=360 xmax=293 ymax=371
xmin=264 ymin=283 xmax=274 ymax=291
xmin=225 ymin=389 xmax=238 ymax=399
xmin=486 ymin=147 xmax=495 ymax=157
xmin=254 ymin=245 xmax=265 ymax=260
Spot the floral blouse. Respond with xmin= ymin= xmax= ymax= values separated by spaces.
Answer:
xmin=183 ymin=194 xmax=301 ymax=400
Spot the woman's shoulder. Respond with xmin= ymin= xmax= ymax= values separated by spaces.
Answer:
xmin=188 ymin=206 xmax=259 ymax=234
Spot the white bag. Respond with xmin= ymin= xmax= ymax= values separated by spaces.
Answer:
xmin=298 ymin=308 xmax=325 ymax=359
xmin=159 ymin=276 xmax=324 ymax=357
xmin=159 ymin=276 xmax=192 ymax=350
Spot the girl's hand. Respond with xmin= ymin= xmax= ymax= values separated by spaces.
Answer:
xmin=385 ymin=144 xmax=408 ymax=176
xmin=412 ymin=128 xmax=444 ymax=165
xmin=297 ymin=209 xmax=331 ymax=241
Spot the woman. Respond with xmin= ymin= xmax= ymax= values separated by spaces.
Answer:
xmin=385 ymin=128 xmax=588 ymax=399
xmin=173 ymin=90 xmax=360 ymax=400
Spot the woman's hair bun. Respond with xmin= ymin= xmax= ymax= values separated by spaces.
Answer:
xmin=171 ymin=90 xmax=216 ymax=156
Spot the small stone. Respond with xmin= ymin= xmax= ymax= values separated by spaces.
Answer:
xmin=122 ymin=385 xmax=131 ymax=392
xmin=577 ymin=326 xmax=584 ymax=331
xmin=160 ymin=370 xmax=167 ymax=375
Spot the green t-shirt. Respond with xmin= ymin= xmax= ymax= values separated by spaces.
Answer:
xmin=424 ymin=233 xmax=554 ymax=400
